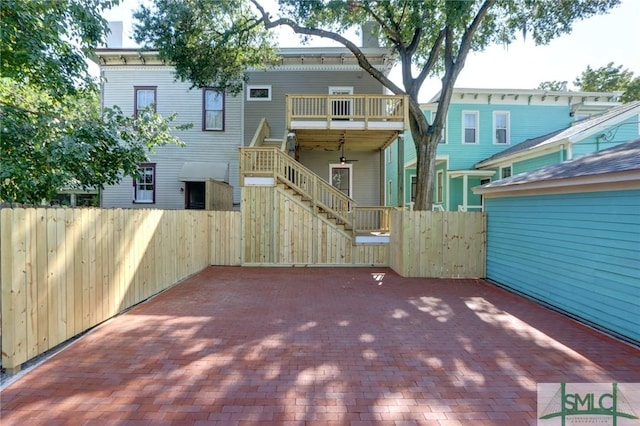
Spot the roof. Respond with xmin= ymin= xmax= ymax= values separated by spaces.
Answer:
xmin=475 ymin=101 xmax=640 ymax=168
xmin=91 ymin=47 xmax=396 ymax=73
xmin=427 ymin=87 xmax=623 ymax=104
xmin=474 ymin=138 xmax=640 ymax=195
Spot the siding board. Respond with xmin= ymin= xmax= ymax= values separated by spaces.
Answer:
xmin=485 ymin=189 xmax=640 ymax=344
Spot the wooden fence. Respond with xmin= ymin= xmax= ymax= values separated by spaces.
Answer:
xmin=1 ymin=206 xmax=484 ymax=370
xmin=0 ymin=208 xmax=242 ymax=370
xmin=389 ymin=210 xmax=486 ymax=278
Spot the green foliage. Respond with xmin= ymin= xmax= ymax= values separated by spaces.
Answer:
xmin=133 ymin=0 xmax=621 ymax=209
xmin=574 ymin=62 xmax=640 ymax=102
xmin=0 ymin=79 xmax=187 ymax=204
xmin=134 ymin=0 xmax=278 ymax=94
xmin=536 ymin=81 xmax=569 ymax=91
xmin=0 ymin=0 xmax=187 ymax=204
xmin=1 ymin=0 xmax=117 ymax=96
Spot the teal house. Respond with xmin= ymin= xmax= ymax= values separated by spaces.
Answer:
xmin=385 ymin=88 xmax=639 ymax=211
xmin=474 ymin=139 xmax=640 ymax=345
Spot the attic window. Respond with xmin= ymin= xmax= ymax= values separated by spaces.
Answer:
xmin=247 ymin=85 xmax=272 ymax=101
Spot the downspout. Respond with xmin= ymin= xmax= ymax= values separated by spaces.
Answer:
xmin=397 ymin=135 xmax=404 ymax=208
xmin=462 ymin=174 xmax=468 ymax=212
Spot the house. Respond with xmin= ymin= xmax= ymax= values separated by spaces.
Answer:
xmin=92 ymin=27 xmax=404 ymax=211
xmin=385 ymin=88 xmax=631 ymax=211
xmin=473 ymin=139 xmax=640 ymax=345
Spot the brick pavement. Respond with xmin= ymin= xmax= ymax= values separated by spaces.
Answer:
xmin=1 ymin=266 xmax=638 ymax=425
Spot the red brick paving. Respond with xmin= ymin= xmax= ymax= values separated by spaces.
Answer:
xmin=1 ymin=267 xmax=638 ymax=425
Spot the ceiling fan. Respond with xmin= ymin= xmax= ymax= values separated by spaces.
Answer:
xmin=338 ymin=136 xmax=358 ymax=164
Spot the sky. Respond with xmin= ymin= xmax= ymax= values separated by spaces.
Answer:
xmin=102 ymin=0 xmax=640 ymax=102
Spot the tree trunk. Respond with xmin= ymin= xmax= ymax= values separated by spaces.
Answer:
xmin=412 ymin=131 xmax=439 ymax=211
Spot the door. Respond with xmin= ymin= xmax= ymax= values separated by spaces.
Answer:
xmin=185 ymin=181 xmax=206 ymax=209
xmin=329 ymin=86 xmax=353 ymax=119
xmin=330 ymin=164 xmax=352 ymax=198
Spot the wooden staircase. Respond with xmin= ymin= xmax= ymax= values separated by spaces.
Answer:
xmin=242 ymin=119 xmax=393 ymax=241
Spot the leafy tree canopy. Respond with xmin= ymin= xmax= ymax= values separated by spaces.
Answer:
xmin=0 ymin=0 xmax=187 ymax=205
xmin=134 ymin=0 xmax=620 ymax=210
xmin=536 ymin=81 xmax=569 ymax=91
xmin=574 ymin=62 xmax=640 ymax=102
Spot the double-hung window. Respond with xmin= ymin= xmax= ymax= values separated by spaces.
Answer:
xmin=436 ymin=170 xmax=444 ymax=204
xmin=134 ymin=86 xmax=156 ymax=118
xmin=493 ymin=111 xmax=510 ymax=145
xmin=203 ymin=88 xmax=225 ymax=131
xmin=134 ymin=163 xmax=156 ymax=204
xmin=462 ymin=111 xmax=479 ymax=144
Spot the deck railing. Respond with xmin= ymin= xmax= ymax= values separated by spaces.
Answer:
xmin=286 ymin=94 xmax=408 ymax=128
xmin=353 ymin=206 xmax=394 ymax=234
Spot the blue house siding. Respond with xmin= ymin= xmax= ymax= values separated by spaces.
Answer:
xmin=485 ymin=190 xmax=640 ymax=344
xmin=513 ymin=150 xmax=564 ymax=174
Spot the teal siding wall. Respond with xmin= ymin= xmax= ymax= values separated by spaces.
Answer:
xmin=572 ymin=115 xmax=640 ymax=158
xmin=485 ymin=190 xmax=640 ymax=344
xmin=442 ymin=104 xmax=570 ymax=169
xmin=384 ymin=142 xmax=399 ymax=206
xmin=513 ymin=151 xmax=564 ymax=174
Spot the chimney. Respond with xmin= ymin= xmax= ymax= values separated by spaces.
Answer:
xmin=105 ymin=21 xmax=123 ymax=48
xmin=361 ymin=21 xmax=379 ymax=48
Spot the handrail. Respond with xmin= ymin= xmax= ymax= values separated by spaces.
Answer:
xmin=280 ymin=130 xmax=289 ymax=152
xmin=249 ymin=118 xmax=271 ymax=147
xmin=286 ymin=94 xmax=408 ymax=129
xmin=352 ymin=206 xmax=395 ymax=234
xmin=240 ymin=147 xmax=355 ymax=229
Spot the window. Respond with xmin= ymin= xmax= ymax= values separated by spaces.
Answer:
xmin=133 ymin=163 xmax=156 ymax=203
xmin=500 ymin=166 xmax=512 ymax=179
xmin=329 ymin=86 xmax=353 ymax=118
xmin=134 ymin=86 xmax=156 ymax=118
xmin=462 ymin=111 xmax=478 ymax=144
xmin=436 ymin=170 xmax=444 ymax=203
xmin=493 ymin=111 xmax=510 ymax=144
xmin=203 ymin=88 xmax=224 ymax=130
xmin=246 ymin=85 xmax=272 ymax=101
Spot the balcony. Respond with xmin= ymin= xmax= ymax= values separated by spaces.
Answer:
xmin=286 ymin=94 xmax=409 ymax=152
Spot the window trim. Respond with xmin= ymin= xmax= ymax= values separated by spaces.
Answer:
xmin=462 ymin=110 xmax=479 ymax=144
xmin=134 ymin=86 xmax=157 ymax=118
xmin=500 ymin=165 xmax=512 ymax=180
xmin=202 ymin=88 xmax=225 ymax=131
xmin=246 ymin=85 xmax=272 ymax=101
xmin=493 ymin=111 xmax=510 ymax=145
xmin=436 ymin=170 xmax=444 ymax=204
xmin=133 ymin=163 xmax=156 ymax=204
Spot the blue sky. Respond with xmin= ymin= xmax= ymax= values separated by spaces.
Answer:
xmin=103 ymin=0 xmax=640 ymax=102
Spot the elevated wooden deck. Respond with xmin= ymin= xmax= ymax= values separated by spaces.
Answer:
xmin=286 ymin=94 xmax=409 ymax=151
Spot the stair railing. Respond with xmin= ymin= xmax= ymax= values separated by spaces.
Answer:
xmin=240 ymin=147 xmax=355 ymax=229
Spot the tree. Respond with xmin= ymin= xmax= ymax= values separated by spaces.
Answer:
xmin=536 ymin=81 xmax=569 ymax=91
xmin=0 ymin=0 xmax=186 ymax=204
xmin=574 ymin=62 xmax=640 ymax=102
xmin=134 ymin=0 xmax=620 ymax=210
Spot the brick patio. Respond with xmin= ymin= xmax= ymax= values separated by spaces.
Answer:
xmin=1 ymin=267 xmax=639 ymax=425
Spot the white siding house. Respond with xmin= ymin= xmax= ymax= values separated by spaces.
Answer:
xmin=97 ymin=56 xmax=244 ymax=209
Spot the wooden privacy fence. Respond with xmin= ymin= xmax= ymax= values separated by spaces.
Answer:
xmin=0 ymin=208 xmax=241 ymax=370
xmin=389 ymin=211 xmax=486 ymax=278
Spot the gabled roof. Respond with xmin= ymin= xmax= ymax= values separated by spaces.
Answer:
xmin=475 ymin=101 xmax=640 ymax=168
xmin=474 ymin=139 xmax=640 ymax=195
